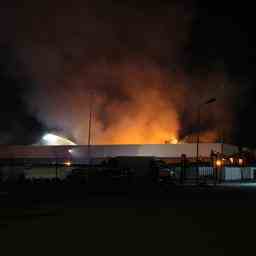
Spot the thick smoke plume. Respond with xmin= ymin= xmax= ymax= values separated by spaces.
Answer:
xmin=27 ymin=61 xmax=181 ymax=144
xmin=2 ymin=1 xmax=241 ymax=144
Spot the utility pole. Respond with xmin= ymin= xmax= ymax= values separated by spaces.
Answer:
xmin=87 ymin=91 xmax=93 ymax=165
xmin=196 ymin=98 xmax=216 ymax=184
xmin=196 ymin=107 xmax=201 ymax=183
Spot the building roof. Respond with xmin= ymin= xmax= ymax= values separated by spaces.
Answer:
xmin=0 ymin=143 xmax=238 ymax=160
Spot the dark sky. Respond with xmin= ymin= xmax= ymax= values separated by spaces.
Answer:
xmin=0 ymin=1 xmax=255 ymax=146
xmin=0 ymin=45 xmax=45 ymax=144
xmin=187 ymin=2 xmax=256 ymax=146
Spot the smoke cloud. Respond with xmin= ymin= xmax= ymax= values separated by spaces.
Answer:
xmin=1 ymin=1 xmax=242 ymax=144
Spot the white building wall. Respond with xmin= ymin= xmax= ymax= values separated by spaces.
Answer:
xmin=0 ymin=143 xmax=238 ymax=159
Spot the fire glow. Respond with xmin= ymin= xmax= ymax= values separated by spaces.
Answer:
xmin=33 ymin=61 xmax=229 ymax=145
xmin=14 ymin=2 xmax=237 ymax=146
xmin=40 ymin=62 xmax=181 ymax=145
xmin=34 ymin=61 xmax=230 ymax=145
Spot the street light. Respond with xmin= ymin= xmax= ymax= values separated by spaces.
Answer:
xmin=68 ymin=148 xmax=73 ymax=164
xmin=196 ymin=97 xmax=216 ymax=183
xmin=42 ymin=133 xmax=76 ymax=145
xmin=216 ymin=159 xmax=222 ymax=167
xmin=64 ymin=160 xmax=72 ymax=167
xmin=238 ymin=158 xmax=244 ymax=166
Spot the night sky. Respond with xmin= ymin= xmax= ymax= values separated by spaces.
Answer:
xmin=0 ymin=1 xmax=255 ymax=146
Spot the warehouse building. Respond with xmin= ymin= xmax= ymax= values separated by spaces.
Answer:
xmin=2 ymin=143 xmax=256 ymax=182
xmin=0 ymin=143 xmax=238 ymax=164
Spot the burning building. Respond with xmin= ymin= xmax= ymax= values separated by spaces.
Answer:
xmin=0 ymin=143 xmax=238 ymax=165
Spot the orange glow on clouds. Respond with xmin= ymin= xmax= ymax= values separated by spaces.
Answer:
xmin=71 ymin=63 xmax=180 ymax=144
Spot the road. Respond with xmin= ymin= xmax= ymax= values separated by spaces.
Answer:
xmin=0 ymin=182 xmax=256 ymax=255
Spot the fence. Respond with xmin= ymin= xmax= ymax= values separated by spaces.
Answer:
xmin=174 ymin=165 xmax=256 ymax=182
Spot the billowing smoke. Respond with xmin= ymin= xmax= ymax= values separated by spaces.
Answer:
xmin=27 ymin=60 xmax=181 ymax=144
xmin=2 ymin=1 xmax=242 ymax=144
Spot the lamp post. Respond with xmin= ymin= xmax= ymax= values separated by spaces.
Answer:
xmin=196 ymin=98 xmax=216 ymax=183
xmin=68 ymin=148 xmax=73 ymax=165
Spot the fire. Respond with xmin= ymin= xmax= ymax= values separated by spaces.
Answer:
xmin=32 ymin=60 xmax=228 ymax=145
xmin=19 ymin=3 xmax=236 ymax=147
xmin=71 ymin=62 xmax=180 ymax=144
xmin=170 ymin=138 xmax=179 ymax=144
xmin=95 ymin=87 xmax=178 ymax=144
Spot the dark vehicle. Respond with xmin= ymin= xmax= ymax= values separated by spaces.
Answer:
xmin=103 ymin=157 xmax=174 ymax=181
xmin=153 ymin=159 xmax=176 ymax=182
xmin=65 ymin=157 xmax=176 ymax=184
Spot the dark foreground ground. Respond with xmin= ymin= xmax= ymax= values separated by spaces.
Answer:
xmin=1 ymin=181 xmax=256 ymax=255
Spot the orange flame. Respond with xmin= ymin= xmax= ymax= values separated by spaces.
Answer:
xmin=71 ymin=63 xmax=180 ymax=144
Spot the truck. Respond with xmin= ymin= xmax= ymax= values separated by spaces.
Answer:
xmin=67 ymin=156 xmax=176 ymax=183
